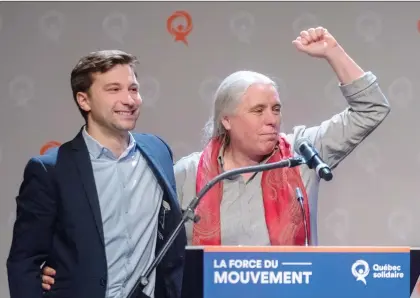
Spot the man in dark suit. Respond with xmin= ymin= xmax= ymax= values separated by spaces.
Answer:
xmin=6 ymin=50 xmax=186 ymax=298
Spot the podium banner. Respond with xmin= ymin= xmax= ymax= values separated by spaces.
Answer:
xmin=203 ymin=246 xmax=410 ymax=298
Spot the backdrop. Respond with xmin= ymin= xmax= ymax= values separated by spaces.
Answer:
xmin=1 ymin=1 xmax=420 ymax=296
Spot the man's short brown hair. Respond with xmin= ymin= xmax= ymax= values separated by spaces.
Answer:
xmin=70 ymin=50 xmax=139 ymax=121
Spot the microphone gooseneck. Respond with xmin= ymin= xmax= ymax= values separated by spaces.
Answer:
xmin=295 ymin=187 xmax=310 ymax=246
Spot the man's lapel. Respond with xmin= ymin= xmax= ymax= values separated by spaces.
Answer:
xmin=70 ymin=130 xmax=105 ymax=246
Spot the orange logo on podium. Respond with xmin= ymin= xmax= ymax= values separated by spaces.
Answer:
xmin=167 ymin=10 xmax=193 ymax=46
xmin=40 ymin=141 xmax=61 ymax=155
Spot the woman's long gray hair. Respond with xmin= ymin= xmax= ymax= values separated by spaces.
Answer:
xmin=202 ymin=70 xmax=278 ymax=146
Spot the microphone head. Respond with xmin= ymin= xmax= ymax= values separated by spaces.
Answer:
xmin=294 ymin=137 xmax=311 ymax=155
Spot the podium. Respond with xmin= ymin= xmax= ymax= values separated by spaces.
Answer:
xmin=181 ymin=246 xmax=411 ymax=298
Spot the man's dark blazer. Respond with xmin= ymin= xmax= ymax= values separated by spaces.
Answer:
xmin=7 ymin=129 xmax=187 ymax=298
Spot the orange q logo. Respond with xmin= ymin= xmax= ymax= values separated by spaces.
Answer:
xmin=40 ymin=141 xmax=62 ymax=155
xmin=167 ymin=10 xmax=193 ymax=46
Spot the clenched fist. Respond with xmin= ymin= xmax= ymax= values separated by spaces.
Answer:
xmin=292 ymin=27 xmax=339 ymax=58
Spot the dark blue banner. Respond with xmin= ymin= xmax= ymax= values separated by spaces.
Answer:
xmin=203 ymin=246 xmax=410 ymax=298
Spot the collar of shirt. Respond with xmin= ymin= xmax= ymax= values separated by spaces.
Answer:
xmin=82 ymin=126 xmax=137 ymax=160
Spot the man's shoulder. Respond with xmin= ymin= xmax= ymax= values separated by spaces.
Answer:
xmin=31 ymin=148 xmax=59 ymax=168
xmin=132 ymin=132 xmax=170 ymax=149
xmin=22 ymin=148 xmax=60 ymax=179
xmin=132 ymin=132 xmax=165 ymax=141
xmin=28 ymin=139 xmax=74 ymax=170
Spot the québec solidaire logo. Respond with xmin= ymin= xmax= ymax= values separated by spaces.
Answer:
xmin=351 ymin=259 xmax=404 ymax=285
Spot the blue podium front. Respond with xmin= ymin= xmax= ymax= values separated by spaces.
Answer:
xmin=202 ymin=246 xmax=410 ymax=298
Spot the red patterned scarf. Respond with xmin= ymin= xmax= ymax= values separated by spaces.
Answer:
xmin=192 ymin=135 xmax=311 ymax=246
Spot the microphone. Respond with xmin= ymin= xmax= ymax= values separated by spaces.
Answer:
xmin=295 ymin=138 xmax=333 ymax=181
xmin=295 ymin=187 xmax=309 ymax=246
xmin=126 ymin=155 xmax=306 ymax=298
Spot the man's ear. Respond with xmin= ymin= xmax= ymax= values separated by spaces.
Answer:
xmin=76 ymin=92 xmax=91 ymax=113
